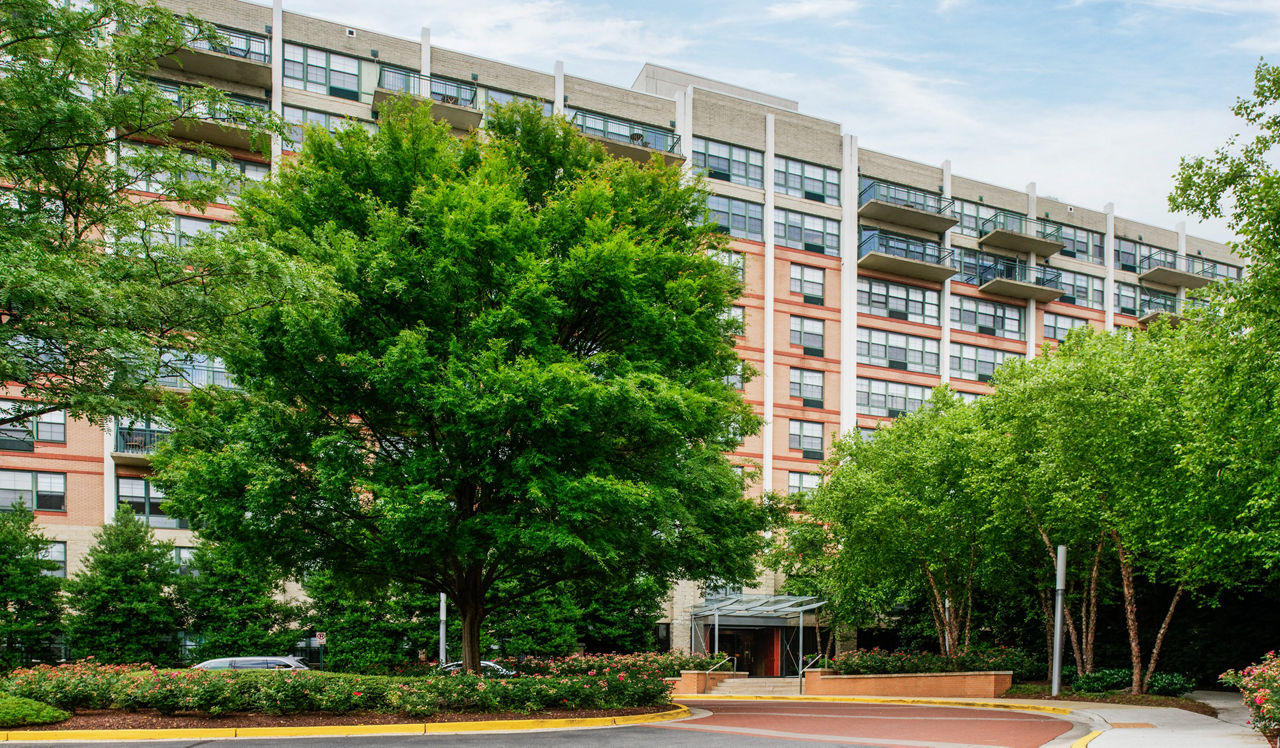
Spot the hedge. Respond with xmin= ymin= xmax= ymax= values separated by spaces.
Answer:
xmin=829 ymin=647 xmax=1041 ymax=681
xmin=377 ymin=652 xmax=726 ymax=679
xmin=0 ymin=694 xmax=69 ymax=728
xmin=1073 ymin=668 xmax=1195 ymax=696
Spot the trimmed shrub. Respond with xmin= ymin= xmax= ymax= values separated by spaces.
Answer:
xmin=829 ymin=647 xmax=1040 ymax=681
xmin=1072 ymin=668 xmax=1135 ymax=693
xmin=1146 ymin=672 xmax=1195 ymax=697
xmin=1 ymin=660 xmax=138 ymax=709
xmin=0 ymin=694 xmax=69 ymax=728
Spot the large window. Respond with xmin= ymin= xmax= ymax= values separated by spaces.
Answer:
xmin=1043 ymin=313 xmax=1089 ymax=341
xmin=787 ymin=471 xmax=820 ymax=495
xmin=486 ymin=89 xmax=553 ymax=116
xmin=858 ymin=328 xmax=940 ymax=374
xmin=282 ymin=106 xmax=374 ymax=150
xmin=790 ymin=263 xmax=824 ymax=304
xmin=710 ymin=249 xmax=745 ymax=281
xmin=118 ymin=477 xmax=184 ymax=529
xmin=857 ymin=379 xmax=931 ymax=418
xmin=1114 ymin=238 xmax=1161 ymax=273
xmin=1115 ymin=282 xmax=1138 ymax=316
xmin=950 ymin=343 xmax=1021 ymax=382
xmin=706 ymin=195 xmax=763 ymax=241
xmin=858 ymin=278 xmax=940 ymax=326
xmin=790 ymin=316 xmax=825 ymax=356
xmin=775 ymin=155 xmax=840 ymax=204
xmin=951 ymin=199 xmax=998 ymax=238
xmin=121 ymin=142 xmax=268 ymax=199
xmin=0 ymin=401 xmax=64 ymax=451
xmin=0 ymin=470 xmax=65 ymax=512
xmin=788 ymin=420 xmax=825 ymax=459
xmin=175 ymin=546 xmax=197 ymax=576
xmin=1186 ymin=256 xmax=1242 ymax=281
xmin=283 ymin=43 xmax=360 ymax=100
xmin=1056 ymin=269 xmax=1105 ymax=309
xmin=40 ymin=542 xmax=66 ymax=577
xmin=775 ymin=208 xmax=840 ymax=256
xmin=789 ymin=368 xmax=824 ymax=407
xmin=951 ymin=296 xmax=1025 ymax=340
xmin=692 ymin=137 xmax=764 ymax=188
xmin=1058 ymin=224 xmax=1104 ymax=264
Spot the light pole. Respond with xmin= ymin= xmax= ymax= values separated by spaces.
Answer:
xmin=1052 ymin=545 xmax=1067 ymax=696
xmin=438 ymin=593 xmax=447 ymax=664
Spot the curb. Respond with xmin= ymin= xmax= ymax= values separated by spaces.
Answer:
xmin=1072 ymin=730 xmax=1105 ymax=747
xmin=670 ymin=693 xmax=1074 ymax=715
xmin=0 ymin=704 xmax=691 ymax=742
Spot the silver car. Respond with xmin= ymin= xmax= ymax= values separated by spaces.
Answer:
xmin=192 ymin=656 xmax=311 ymax=671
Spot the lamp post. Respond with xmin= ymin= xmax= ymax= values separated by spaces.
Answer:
xmin=1052 ymin=545 xmax=1067 ymax=696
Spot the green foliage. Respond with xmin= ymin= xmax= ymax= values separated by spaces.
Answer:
xmin=1145 ymin=671 xmax=1196 ymax=697
xmin=177 ymin=542 xmax=301 ymax=664
xmin=496 ymin=652 xmax=724 ymax=678
xmin=0 ymin=507 xmax=62 ymax=670
xmin=2 ymin=661 xmax=137 ymax=710
xmin=1067 ymin=668 xmax=1132 ymax=693
xmin=64 ymin=506 xmax=180 ymax=666
xmin=154 ymin=98 xmax=775 ymax=669
xmin=0 ymin=694 xmax=68 ymax=728
xmin=1222 ymin=651 xmax=1280 ymax=735
xmin=828 ymin=647 xmax=1039 ymax=682
xmin=0 ymin=0 xmax=304 ymax=427
xmin=302 ymin=570 xmax=437 ymax=674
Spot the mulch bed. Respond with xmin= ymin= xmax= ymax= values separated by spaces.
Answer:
xmin=21 ymin=705 xmax=671 ymax=731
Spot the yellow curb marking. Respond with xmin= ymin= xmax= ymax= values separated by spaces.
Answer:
xmin=1072 ymin=729 xmax=1105 ymax=747
xmin=671 ymin=693 xmax=1073 ymax=715
xmin=0 ymin=705 xmax=691 ymax=741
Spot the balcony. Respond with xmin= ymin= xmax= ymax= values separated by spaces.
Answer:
xmin=857 ymin=231 xmax=956 ymax=282
xmin=158 ymin=359 xmax=237 ymax=391
xmin=112 ymin=424 xmax=170 ymax=466
xmin=976 ymin=259 xmax=1064 ymax=302
xmin=1138 ymin=293 xmax=1179 ymax=325
xmin=160 ymin=24 xmax=272 ymax=89
xmin=569 ymin=110 xmax=682 ymax=166
xmin=1138 ymin=251 xmax=1213 ymax=290
xmin=978 ymin=211 xmax=1065 ymax=257
xmin=373 ymin=68 xmax=483 ymax=132
xmin=155 ymin=80 xmax=270 ymax=151
xmin=857 ymin=181 xmax=958 ymax=234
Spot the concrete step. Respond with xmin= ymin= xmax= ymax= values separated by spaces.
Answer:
xmin=710 ymin=677 xmax=802 ymax=695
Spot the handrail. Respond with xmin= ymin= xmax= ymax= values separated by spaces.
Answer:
xmin=800 ymin=654 xmax=825 ymax=673
xmin=705 ymin=655 xmax=736 ymax=674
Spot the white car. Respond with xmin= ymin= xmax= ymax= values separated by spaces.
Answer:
xmin=192 ymin=656 xmax=311 ymax=671
xmin=438 ymin=660 xmax=516 ymax=677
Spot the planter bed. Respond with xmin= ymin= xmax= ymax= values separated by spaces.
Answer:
xmin=804 ymin=669 xmax=1014 ymax=698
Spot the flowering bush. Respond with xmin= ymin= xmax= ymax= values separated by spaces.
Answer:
xmin=2 ymin=660 xmax=137 ymax=709
xmin=829 ymin=647 xmax=1039 ymax=681
xmin=1222 ymin=651 xmax=1280 ymax=741
xmin=495 ymin=652 xmax=727 ymax=678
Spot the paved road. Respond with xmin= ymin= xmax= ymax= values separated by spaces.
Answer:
xmin=7 ymin=700 xmax=1079 ymax=747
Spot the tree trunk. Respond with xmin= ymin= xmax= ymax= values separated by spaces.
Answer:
xmin=1037 ymin=589 xmax=1054 ymax=681
xmin=1112 ymin=531 xmax=1143 ymax=694
xmin=1141 ymin=586 xmax=1184 ymax=693
xmin=459 ymin=599 xmax=485 ymax=672
xmin=923 ymin=568 xmax=948 ymax=655
xmin=1083 ymin=539 xmax=1104 ymax=673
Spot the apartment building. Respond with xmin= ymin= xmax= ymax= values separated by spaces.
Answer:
xmin=0 ymin=0 xmax=1244 ymax=673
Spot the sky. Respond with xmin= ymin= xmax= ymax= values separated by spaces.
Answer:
xmin=284 ymin=0 xmax=1280 ymax=244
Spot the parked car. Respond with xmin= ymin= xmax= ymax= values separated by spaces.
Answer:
xmin=192 ymin=656 xmax=311 ymax=671
xmin=439 ymin=660 xmax=516 ymax=677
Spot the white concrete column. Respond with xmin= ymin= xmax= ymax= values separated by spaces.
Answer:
xmin=676 ymin=86 xmax=694 ymax=179
xmin=1176 ymin=220 xmax=1187 ymax=309
xmin=102 ymin=424 xmax=115 ymax=523
xmin=270 ymin=0 xmax=283 ymax=172
xmin=940 ymin=159 xmax=953 ymax=385
xmin=1104 ymin=202 xmax=1116 ymax=330
xmin=420 ymin=27 xmax=430 ymax=74
xmin=1026 ymin=181 xmax=1037 ymax=220
xmin=839 ymin=135 xmax=858 ymax=434
xmin=553 ymin=61 xmax=565 ymax=116
xmin=762 ymin=113 xmax=776 ymax=494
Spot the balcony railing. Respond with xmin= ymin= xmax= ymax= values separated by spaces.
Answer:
xmin=979 ymin=211 xmax=1063 ymax=244
xmin=859 ymin=230 xmax=952 ymax=267
xmin=183 ymin=22 xmax=270 ymax=63
xmin=858 ymin=180 xmax=954 ymax=216
xmin=153 ymin=80 xmax=269 ymax=119
xmin=158 ymin=362 xmax=236 ymax=390
xmin=569 ymin=110 xmax=681 ymax=154
xmin=115 ymin=425 xmax=170 ymax=455
xmin=977 ymin=258 xmax=1063 ymax=290
xmin=1139 ymin=293 xmax=1178 ymax=318
xmin=377 ymin=68 xmax=477 ymax=108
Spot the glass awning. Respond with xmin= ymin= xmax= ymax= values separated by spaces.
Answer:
xmin=689 ymin=594 xmax=825 ymax=619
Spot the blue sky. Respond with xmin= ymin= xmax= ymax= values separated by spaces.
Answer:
xmin=290 ymin=0 xmax=1279 ymax=243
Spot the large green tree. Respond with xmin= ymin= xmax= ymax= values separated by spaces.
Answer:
xmin=155 ymin=100 xmax=773 ymax=670
xmin=0 ymin=0 xmax=301 ymax=427
xmin=0 ymin=507 xmax=63 ymax=669
xmin=65 ymin=506 xmax=180 ymax=665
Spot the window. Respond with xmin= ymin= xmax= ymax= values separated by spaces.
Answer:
xmin=705 ymin=581 xmax=743 ymax=601
xmin=775 ymin=155 xmax=840 ymax=204
xmin=951 ymin=296 xmax=1025 ymax=340
xmin=1186 ymin=256 xmax=1242 ymax=281
xmin=710 ymin=249 xmax=745 ymax=281
xmin=790 ymin=316 xmax=825 ymax=356
xmin=706 ymin=195 xmax=763 ymax=241
xmin=724 ymin=372 xmax=744 ymax=390
xmin=1056 ymin=269 xmax=1105 ymax=309
xmin=159 ymin=352 xmax=236 ymax=390
xmin=790 ymin=264 xmax=824 ymax=304
xmin=485 ymin=89 xmax=553 ymax=116
xmin=0 ymin=401 xmax=64 ymax=450
xmin=788 ymin=420 xmax=825 ymax=459
xmin=175 ymin=216 xmax=228 ymax=246
xmin=951 ymin=199 xmax=998 ymax=238
xmin=950 ymin=343 xmax=1021 ymax=382
xmin=857 ymin=379 xmax=931 ymax=418
xmin=1043 ymin=313 xmax=1089 ymax=341
xmin=281 ymin=106 xmax=374 ymax=150
xmin=118 ymin=476 xmax=185 ymax=529
xmin=692 ymin=137 xmax=764 ymax=188
xmin=951 ymin=248 xmax=1011 ymax=286
xmin=789 ymin=368 xmax=824 ymax=407
xmin=40 ymin=542 xmax=66 ymax=577
xmin=121 ymin=142 xmax=267 ymax=200
xmin=1058 ymin=224 xmax=1104 ymax=264
xmin=1115 ymin=282 xmax=1138 ymax=316
xmin=723 ymin=305 xmax=746 ymax=336
xmin=175 ymin=546 xmax=197 ymax=576
xmin=858 ymin=427 xmax=878 ymax=440
xmin=788 ymin=471 xmax=820 ymax=495
xmin=775 ymin=208 xmax=840 ymax=256
xmin=0 ymin=470 xmax=65 ymax=512
xmin=283 ymin=43 xmax=360 ymax=100
xmin=1114 ymin=238 xmax=1155 ymax=273
xmin=858 ymin=278 xmax=940 ymax=326
xmin=35 ymin=410 xmax=63 ymax=442
xmin=857 ymin=328 xmax=940 ymax=374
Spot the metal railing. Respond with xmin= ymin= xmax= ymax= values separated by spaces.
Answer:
xmin=705 ymin=656 xmax=737 ymax=674
xmin=569 ymin=110 xmax=681 ymax=154
xmin=1139 ymin=293 xmax=1178 ymax=317
xmin=858 ymin=230 xmax=952 ymax=266
xmin=1141 ymin=251 xmax=1239 ymax=282
xmin=977 ymin=258 xmax=1063 ymax=290
xmin=858 ymin=180 xmax=954 ymax=215
xmin=153 ymin=80 xmax=268 ymax=121
xmin=183 ymin=23 xmax=270 ymax=63
xmin=158 ymin=362 xmax=237 ymax=390
xmin=115 ymin=425 xmax=170 ymax=455
xmin=979 ymin=211 xmax=1063 ymax=243
xmin=377 ymin=67 xmax=477 ymax=108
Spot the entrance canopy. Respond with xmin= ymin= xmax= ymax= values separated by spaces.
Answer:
xmin=690 ymin=594 xmax=825 ymax=621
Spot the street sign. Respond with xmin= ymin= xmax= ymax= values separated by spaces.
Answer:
xmin=316 ymin=632 xmax=327 ymax=645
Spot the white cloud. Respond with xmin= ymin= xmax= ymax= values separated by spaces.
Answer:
xmin=763 ymin=0 xmax=859 ymax=21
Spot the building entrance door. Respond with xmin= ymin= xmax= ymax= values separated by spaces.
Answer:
xmin=716 ymin=628 xmax=779 ymax=676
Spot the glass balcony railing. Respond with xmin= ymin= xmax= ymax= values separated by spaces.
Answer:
xmin=859 ymin=230 xmax=952 ymax=266
xmin=569 ymin=110 xmax=681 ymax=154
xmin=115 ymin=423 xmax=170 ymax=455
xmin=979 ymin=211 xmax=1063 ymax=243
xmin=183 ymin=22 xmax=270 ymax=63
xmin=377 ymin=67 xmax=477 ymax=108
xmin=858 ymin=180 xmax=954 ymax=215
xmin=977 ymin=258 xmax=1063 ymax=289
xmin=157 ymin=360 xmax=237 ymax=390
xmin=1140 ymin=250 xmax=1240 ymax=282
xmin=153 ymin=80 xmax=268 ymax=120
xmin=1139 ymin=293 xmax=1179 ymax=318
